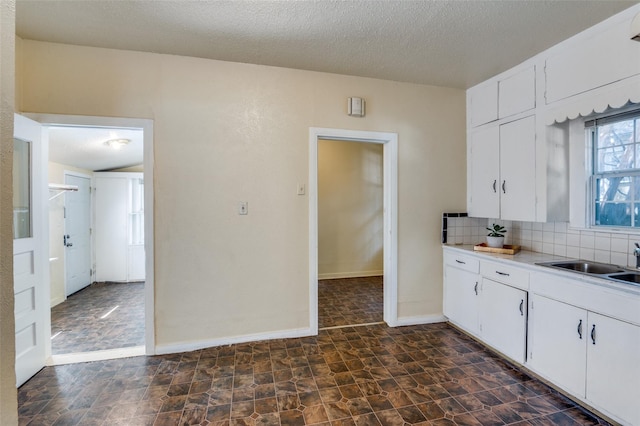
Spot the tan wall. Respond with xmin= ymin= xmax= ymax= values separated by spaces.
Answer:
xmin=17 ymin=40 xmax=467 ymax=348
xmin=0 ymin=1 xmax=18 ymax=424
xmin=48 ymin=162 xmax=93 ymax=307
xmin=318 ymin=140 xmax=383 ymax=278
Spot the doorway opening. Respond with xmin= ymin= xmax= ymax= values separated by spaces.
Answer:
xmin=309 ymin=128 xmax=398 ymax=334
xmin=28 ymin=113 xmax=154 ymax=365
xmin=317 ymin=139 xmax=384 ymax=329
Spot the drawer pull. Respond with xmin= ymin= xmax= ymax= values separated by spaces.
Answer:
xmin=577 ymin=319 xmax=583 ymax=339
xmin=455 ymin=259 xmax=466 ymax=264
xmin=474 ymin=282 xmax=478 ymax=295
xmin=492 ymin=180 xmax=497 ymax=193
xmin=495 ymin=271 xmax=510 ymax=276
xmin=519 ymin=299 xmax=524 ymax=316
xmin=591 ymin=324 xmax=596 ymax=345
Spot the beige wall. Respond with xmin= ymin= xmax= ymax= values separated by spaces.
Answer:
xmin=17 ymin=40 xmax=467 ymax=348
xmin=1 ymin=1 xmax=18 ymax=424
xmin=48 ymin=162 xmax=93 ymax=307
xmin=318 ymin=140 xmax=383 ymax=278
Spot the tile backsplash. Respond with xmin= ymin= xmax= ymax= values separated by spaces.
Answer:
xmin=443 ymin=214 xmax=640 ymax=269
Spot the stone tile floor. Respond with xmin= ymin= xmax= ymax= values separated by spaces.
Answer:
xmin=318 ymin=277 xmax=383 ymax=329
xmin=51 ymin=282 xmax=145 ymax=354
xmin=18 ymin=322 xmax=610 ymax=425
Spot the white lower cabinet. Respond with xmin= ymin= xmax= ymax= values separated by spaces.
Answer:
xmin=443 ymin=253 xmax=480 ymax=336
xmin=443 ymin=249 xmax=528 ymax=362
xmin=480 ymin=278 xmax=527 ymax=363
xmin=529 ymin=293 xmax=640 ymax=426
xmin=528 ymin=294 xmax=587 ymax=396
xmin=586 ymin=312 xmax=640 ymax=426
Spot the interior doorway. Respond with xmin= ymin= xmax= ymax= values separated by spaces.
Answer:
xmin=317 ymin=139 xmax=384 ymax=329
xmin=27 ymin=113 xmax=155 ymax=365
xmin=309 ymin=128 xmax=398 ymax=334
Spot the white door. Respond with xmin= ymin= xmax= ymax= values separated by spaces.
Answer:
xmin=95 ymin=175 xmax=128 ymax=282
xmin=13 ymin=114 xmax=48 ymax=387
xmin=468 ymin=126 xmax=500 ymax=218
xmin=499 ymin=115 xmax=536 ymax=221
xmin=480 ymin=279 xmax=527 ymax=363
xmin=443 ymin=265 xmax=480 ymax=336
xmin=64 ymin=174 xmax=92 ymax=295
xmin=528 ymin=294 xmax=587 ymax=397
xmin=586 ymin=312 xmax=640 ymax=426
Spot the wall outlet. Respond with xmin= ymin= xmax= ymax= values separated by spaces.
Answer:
xmin=239 ymin=201 xmax=248 ymax=215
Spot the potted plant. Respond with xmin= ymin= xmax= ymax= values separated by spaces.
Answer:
xmin=486 ymin=223 xmax=507 ymax=248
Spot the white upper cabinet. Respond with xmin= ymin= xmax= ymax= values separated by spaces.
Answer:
xmin=468 ymin=115 xmax=537 ymax=221
xmin=468 ymin=126 xmax=500 ymax=218
xmin=498 ymin=66 xmax=535 ymax=119
xmin=545 ymin=20 xmax=640 ymax=105
xmin=468 ymin=80 xmax=498 ymax=127
xmin=499 ymin=116 xmax=536 ymax=222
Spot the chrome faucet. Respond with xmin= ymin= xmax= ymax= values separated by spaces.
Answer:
xmin=635 ymin=243 xmax=640 ymax=269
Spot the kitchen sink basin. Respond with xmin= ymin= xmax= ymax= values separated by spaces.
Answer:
xmin=606 ymin=273 xmax=640 ymax=286
xmin=537 ymin=261 xmax=625 ymax=275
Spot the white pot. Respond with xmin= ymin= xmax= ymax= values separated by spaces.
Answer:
xmin=486 ymin=236 xmax=505 ymax=248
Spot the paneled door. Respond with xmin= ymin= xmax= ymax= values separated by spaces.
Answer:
xmin=64 ymin=174 xmax=92 ymax=295
xmin=13 ymin=114 xmax=48 ymax=387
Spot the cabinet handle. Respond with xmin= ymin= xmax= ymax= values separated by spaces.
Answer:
xmin=577 ymin=319 xmax=583 ymax=339
xmin=591 ymin=324 xmax=596 ymax=345
xmin=519 ymin=299 xmax=524 ymax=316
xmin=455 ymin=259 xmax=466 ymax=264
xmin=495 ymin=271 xmax=510 ymax=276
xmin=502 ymin=180 xmax=506 ymax=193
xmin=474 ymin=282 xmax=478 ymax=295
xmin=492 ymin=180 xmax=497 ymax=193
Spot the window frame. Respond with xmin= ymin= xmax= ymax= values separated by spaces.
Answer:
xmin=588 ymin=108 xmax=640 ymax=229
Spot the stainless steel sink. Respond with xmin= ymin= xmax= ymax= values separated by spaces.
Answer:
xmin=606 ymin=273 xmax=640 ymax=286
xmin=537 ymin=260 xmax=625 ymax=275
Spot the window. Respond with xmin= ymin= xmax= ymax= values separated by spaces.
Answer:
xmin=589 ymin=109 xmax=640 ymax=228
xmin=129 ymin=178 xmax=144 ymax=245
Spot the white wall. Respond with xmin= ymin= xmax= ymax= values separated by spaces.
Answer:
xmin=48 ymin=162 xmax=93 ymax=306
xmin=318 ymin=140 xmax=383 ymax=279
xmin=17 ymin=40 xmax=467 ymax=349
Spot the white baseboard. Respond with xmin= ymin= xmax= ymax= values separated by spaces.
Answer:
xmin=318 ymin=270 xmax=383 ymax=280
xmin=394 ymin=314 xmax=447 ymax=327
xmin=49 ymin=346 xmax=145 ymax=366
xmin=50 ymin=296 xmax=66 ymax=308
xmin=154 ymin=327 xmax=314 ymax=356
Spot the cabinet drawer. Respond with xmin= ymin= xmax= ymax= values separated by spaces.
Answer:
xmin=444 ymin=251 xmax=480 ymax=274
xmin=481 ymin=261 xmax=529 ymax=290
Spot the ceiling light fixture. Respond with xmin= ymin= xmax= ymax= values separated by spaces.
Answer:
xmin=104 ymin=138 xmax=131 ymax=150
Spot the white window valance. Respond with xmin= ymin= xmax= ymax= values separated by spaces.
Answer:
xmin=544 ymin=74 xmax=640 ymax=125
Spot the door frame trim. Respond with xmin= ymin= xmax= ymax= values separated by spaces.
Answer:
xmin=309 ymin=127 xmax=398 ymax=333
xmin=25 ymin=113 xmax=155 ymax=355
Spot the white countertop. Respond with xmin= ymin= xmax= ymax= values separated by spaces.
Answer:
xmin=442 ymin=244 xmax=573 ymax=267
xmin=443 ymin=243 xmax=640 ymax=296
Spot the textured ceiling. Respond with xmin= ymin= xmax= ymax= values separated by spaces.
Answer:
xmin=16 ymin=0 xmax=637 ymax=90
xmin=48 ymin=126 xmax=143 ymax=172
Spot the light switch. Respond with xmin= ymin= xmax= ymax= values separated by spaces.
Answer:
xmin=238 ymin=201 xmax=248 ymax=215
xmin=297 ymin=183 xmax=305 ymax=195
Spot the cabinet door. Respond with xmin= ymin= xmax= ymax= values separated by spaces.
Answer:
xmin=480 ymin=279 xmax=527 ymax=363
xmin=499 ymin=116 xmax=536 ymax=221
xmin=528 ymin=294 xmax=587 ymax=397
xmin=468 ymin=126 xmax=500 ymax=218
xmin=444 ymin=265 xmax=480 ymax=336
xmin=586 ymin=312 xmax=640 ymax=426
xmin=498 ymin=66 xmax=535 ymax=119
xmin=468 ymin=80 xmax=498 ymax=127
